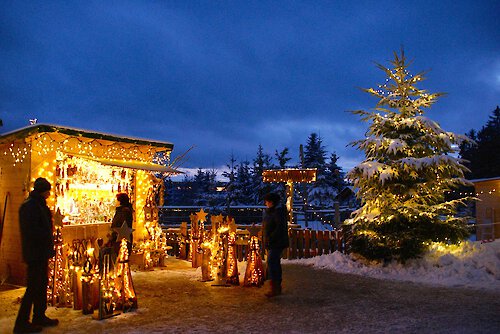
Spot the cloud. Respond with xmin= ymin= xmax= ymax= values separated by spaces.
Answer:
xmin=1 ymin=0 xmax=499 ymax=175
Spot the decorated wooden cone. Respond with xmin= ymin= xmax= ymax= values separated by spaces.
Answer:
xmin=243 ymin=236 xmax=265 ymax=287
xmin=211 ymin=228 xmax=229 ymax=286
xmin=179 ymin=222 xmax=188 ymax=259
xmin=115 ymin=238 xmax=137 ymax=311
xmin=226 ymin=231 xmax=239 ymax=285
xmin=47 ymin=226 xmax=64 ymax=306
xmin=200 ymin=242 xmax=213 ymax=282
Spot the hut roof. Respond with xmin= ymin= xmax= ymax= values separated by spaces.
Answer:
xmin=469 ymin=177 xmax=500 ymax=184
xmin=0 ymin=123 xmax=173 ymax=151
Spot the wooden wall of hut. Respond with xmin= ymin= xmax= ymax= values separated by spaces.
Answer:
xmin=0 ymin=140 xmax=32 ymax=285
xmin=474 ymin=178 xmax=500 ymax=240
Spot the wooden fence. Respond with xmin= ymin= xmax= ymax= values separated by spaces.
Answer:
xmin=285 ymin=228 xmax=346 ymax=259
xmin=165 ymin=226 xmax=347 ymax=262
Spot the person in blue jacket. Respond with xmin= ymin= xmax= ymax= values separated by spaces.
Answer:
xmin=262 ymin=192 xmax=289 ymax=297
xmin=14 ymin=178 xmax=59 ymax=333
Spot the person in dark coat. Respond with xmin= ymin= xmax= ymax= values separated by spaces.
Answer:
xmin=14 ymin=178 xmax=59 ymax=333
xmin=262 ymin=192 xmax=289 ymax=297
xmin=110 ymin=193 xmax=134 ymax=254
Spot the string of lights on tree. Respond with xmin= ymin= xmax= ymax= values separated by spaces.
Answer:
xmin=446 ymin=188 xmax=497 ymax=196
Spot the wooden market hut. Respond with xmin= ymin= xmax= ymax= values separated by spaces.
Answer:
xmin=0 ymin=124 xmax=176 ymax=285
xmin=471 ymin=177 xmax=500 ymax=240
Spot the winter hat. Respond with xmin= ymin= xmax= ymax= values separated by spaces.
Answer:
xmin=33 ymin=177 xmax=51 ymax=193
xmin=264 ymin=192 xmax=281 ymax=205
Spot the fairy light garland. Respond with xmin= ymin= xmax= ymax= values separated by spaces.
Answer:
xmin=1 ymin=130 xmax=172 ymax=167
xmin=447 ymin=188 xmax=497 ymax=196
xmin=295 ymin=187 xmax=336 ymax=228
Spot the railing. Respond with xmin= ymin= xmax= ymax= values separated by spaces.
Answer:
xmin=159 ymin=206 xmax=266 ymax=227
xmin=286 ymin=228 xmax=346 ymax=259
xmin=163 ymin=225 xmax=347 ymax=262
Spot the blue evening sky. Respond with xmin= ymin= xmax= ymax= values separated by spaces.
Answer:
xmin=1 ymin=1 xmax=499 ymax=172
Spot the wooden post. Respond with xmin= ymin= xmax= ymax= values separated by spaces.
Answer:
xmin=323 ymin=231 xmax=331 ymax=255
xmin=289 ymin=229 xmax=297 ymax=259
xmin=304 ymin=230 xmax=311 ymax=258
xmin=317 ymin=230 xmax=323 ymax=256
xmin=73 ymin=271 xmax=83 ymax=310
xmin=286 ymin=181 xmax=294 ymax=225
xmin=297 ymin=229 xmax=304 ymax=259
xmin=334 ymin=201 xmax=340 ymax=227
xmin=310 ymin=230 xmax=317 ymax=257
xmin=179 ymin=222 xmax=188 ymax=260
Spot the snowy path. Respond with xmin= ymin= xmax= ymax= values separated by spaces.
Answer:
xmin=1 ymin=258 xmax=499 ymax=334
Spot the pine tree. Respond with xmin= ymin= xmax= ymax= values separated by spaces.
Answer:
xmin=304 ymin=133 xmax=326 ymax=168
xmin=275 ymin=148 xmax=292 ymax=168
xmin=222 ymin=153 xmax=238 ymax=207
xmin=325 ymin=152 xmax=346 ymax=196
xmin=346 ymin=50 xmax=472 ymax=261
xmin=192 ymin=169 xmax=220 ymax=207
xmin=233 ymin=160 xmax=253 ymax=205
xmin=459 ymin=129 xmax=477 ymax=179
xmin=303 ymin=133 xmax=336 ymax=207
xmin=166 ymin=175 xmax=195 ymax=206
xmin=460 ymin=106 xmax=500 ymax=179
xmin=192 ymin=169 xmax=207 ymax=206
xmin=273 ymin=147 xmax=293 ymax=199
xmin=251 ymin=145 xmax=273 ymax=204
xmin=204 ymin=168 xmax=222 ymax=208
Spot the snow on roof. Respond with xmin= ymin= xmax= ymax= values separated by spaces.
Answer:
xmin=0 ymin=123 xmax=174 ymax=150
xmin=469 ymin=177 xmax=500 ymax=184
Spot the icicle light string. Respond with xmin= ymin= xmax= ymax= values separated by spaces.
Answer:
xmin=1 ymin=132 xmax=171 ymax=166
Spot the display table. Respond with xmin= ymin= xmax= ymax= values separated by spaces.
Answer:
xmin=62 ymin=222 xmax=112 ymax=241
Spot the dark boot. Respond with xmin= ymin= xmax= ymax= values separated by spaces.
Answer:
xmin=32 ymin=315 xmax=59 ymax=327
xmin=265 ymin=280 xmax=281 ymax=298
xmin=275 ymin=279 xmax=282 ymax=295
xmin=13 ymin=322 xmax=43 ymax=333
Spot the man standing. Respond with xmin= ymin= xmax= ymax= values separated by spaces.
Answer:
xmin=14 ymin=178 xmax=59 ymax=333
xmin=262 ymin=192 xmax=289 ymax=297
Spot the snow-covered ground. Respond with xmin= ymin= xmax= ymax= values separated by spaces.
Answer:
xmin=288 ymin=239 xmax=500 ymax=291
xmin=0 ymin=239 xmax=498 ymax=333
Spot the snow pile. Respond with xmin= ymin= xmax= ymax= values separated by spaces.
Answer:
xmin=288 ymin=239 xmax=500 ymax=290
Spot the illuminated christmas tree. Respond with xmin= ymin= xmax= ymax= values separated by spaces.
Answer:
xmin=346 ymin=49 xmax=472 ymax=261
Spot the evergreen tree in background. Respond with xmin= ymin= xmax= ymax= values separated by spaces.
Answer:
xmin=273 ymin=147 xmax=293 ymax=199
xmin=325 ymin=152 xmax=346 ymax=195
xmin=460 ymin=106 xmax=500 ymax=179
xmin=233 ymin=160 xmax=253 ymax=205
xmin=222 ymin=153 xmax=238 ymax=207
xmin=165 ymin=174 xmax=196 ymax=206
xmin=304 ymin=133 xmax=326 ymax=168
xmin=346 ymin=50 xmax=472 ymax=261
xmin=275 ymin=148 xmax=292 ymax=168
xmin=203 ymin=168 xmax=221 ymax=208
xmin=303 ymin=133 xmax=337 ymax=207
xmin=251 ymin=145 xmax=273 ymax=204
